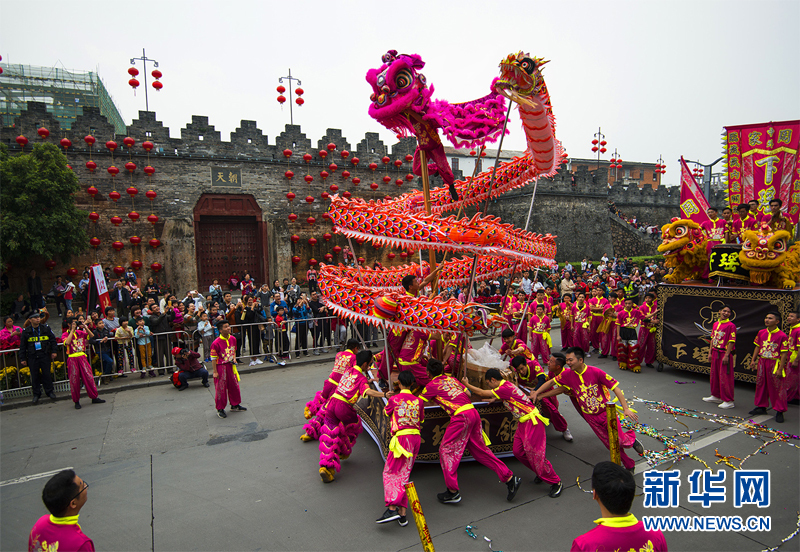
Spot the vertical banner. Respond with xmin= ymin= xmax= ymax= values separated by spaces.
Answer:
xmin=87 ymin=263 xmax=111 ymax=313
xmin=679 ymin=157 xmax=711 ymax=226
xmin=724 ymin=120 xmax=800 ymax=221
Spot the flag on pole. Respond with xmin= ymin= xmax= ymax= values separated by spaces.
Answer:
xmin=679 ymin=156 xmax=711 ymax=226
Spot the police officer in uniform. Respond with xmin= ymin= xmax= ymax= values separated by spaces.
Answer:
xmin=20 ymin=311 xmax=58 ymax=404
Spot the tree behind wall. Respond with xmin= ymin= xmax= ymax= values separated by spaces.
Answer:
xmin=0 ymin=142 xmax=88 ymax=268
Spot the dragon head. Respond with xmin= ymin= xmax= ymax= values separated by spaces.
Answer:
xmin=366 ymin=50 xmax=431 ymax=135
xmin=496 ymin=51 xmax=547 ymax=96
xmin=657 ymin=218 xmax=705 ymax=256
xmin=738 ymin=224 xmax=791 ymax=283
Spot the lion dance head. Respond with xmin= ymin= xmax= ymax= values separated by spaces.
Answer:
xmin=658 ymin=218 xmax=708 ymax=283
xmin=739 ymin=224 xmax=794 ymax=286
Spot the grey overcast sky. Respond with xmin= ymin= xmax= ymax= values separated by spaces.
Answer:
xmin=1 ymin=0 xmax=798 ymax=186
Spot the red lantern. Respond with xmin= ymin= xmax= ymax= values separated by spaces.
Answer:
xmin=308 ymin=237 xmax=318 ymax=246
xmin=400 ymin=251 xmax=409 ymax=259
xmin=128 ymin=67 xmax=139 ymax=77
xmin=328 ymin=163 xmax=338 ymax=172
xmin=290 ymin=234 xmax=300 ymax=243
xmin=147 ymin=214 xmax=159 ymax=224
xmin=106 ymin=140 xmax=118 ymax=151
xmin=351 ymin=157 xmax=360 ymax=165
xmin=324 ymin=253 xmax=333 ymax=262
xmin=303 ymin=153 xmax=313 ymax=162
xmin=307 ymin=216 xmax=316 ymax=225
xmin=152 ymin=81 xmax=163 ymax=91
xmin=131 ymin=260 xmax=143 ymax=270
xmin=114 ymin=265 xmax=125 ymax=276
xmin=329 ymin=184 xmax=339 ymax=192
xmin=382 ymin=156 xmax=390 ymax=164
xmin=470 ymin=150 xmax=476 ymax=156
xmin=357 ymin=257 xmax=365 ymax=264
xmin=87 ymin=186 xmax=99 ymax=197
xmin=591 ymin=139 xmax=599 ymax=145
xmin=333 ymin=245 xmax=342 ymax=254
xmin=286 ymin=192 xmax=296 ymax=202
xmin=406 ymin=173 xmax=414 ymax=181
xmin=610 ymin=158 xmax=616 ymax=164
xmin=45 ymin=260 xmax=57 ymax=270
xmin=394 ymin=159 xmax=403 ymax=168
xmin=128 ymin=211 xmax=140 ymax=222
xmin=600 ymin=140 xmax=607 ymax=146
xmin=372 ymin=242 xmax=381 ymax=249
xmin=321 ymin=212 xmax=331 ymax=220
xmin=323 ymin=232 xmax=332 ymax=241
xmin=123 ymin=137 xmax=135 ymax=148
xmin=109 ymin=190 xmax=121 ymax=201
xmin=480 ymin=150 xmax=487 ymax=157
xmin=283 ymin=149 xmax=293 ymax=158
xmin=149 ymin=238 xmax=161 ymax=249
xmin=150 ymin=262 xmax=162 ymax=272
xmin=295 ymin=97 xmax=304 ymax=105
xmin=142 ymin=141 xmax=154 ymax=151
xmin=342 ymin=190 xmax=352 ymax=198
xmin=599 ymin=148 xmax=607 ymax=154
xmin=151 ymin=69 xmax=162 ymax=80
xmin=321 ymin=191 xmax=330 ymax=199
xmin=395 ymin=179 xmax=403 ymax=186
xmin=277 ymin=85 xmax=286 ymax=94
xmin=369 ymin=162 xmax=378 ymax=171
xmin=405 ymin=154 xmax=413 ymax=162
xmin=295 ymin=87 xmax=304 ymax=96
xmin=60 ymin=138 xmax=72 ymax=150
xmin=125 ymin=161 xmax=137 ymax=172
xmin=84 ymin=135 xmax=95 ymax=146
xmin=305 ymin=195 xmax=314 ymax=203
xmin=88 ymin=212 xmax=100 ymax=222
xmin=111 ymin=216 xmax=123 ymax=226
xmin=304 ymin=174 xmax=313 ymax=183
xmin=591 ymin=146 xmax=599 ymax=153
xmin=86 ymin=160 xmax=97 ymax=172
xmin=90 ymin=237 xmax=101 ymax=248
xmin=145 ymin=189 xmax=157 ymax=200
xmin=130 ymin=236 xmax=142 ymax=245
xmin=319 ymin=150 xmax=328 ymax=159
xmin=320 ymin=170 xmax=329 ymax=179
xmin=15 ymin=135 xmax=28 ymax=147
xmin=387 ymin=252 xmax=396 ymax=260
xmin=112 ymin=241 xmax=124 ymax=251
xmin=67 ymin=267 xmax=79 ymax=277
xmin=342 ymin=170 xmax=350 ymax=178
xmin=285 ymin=170 xmax=294 ymax=179
xmin=37 ymin=127 xmax=50 ymax=140
xmin=356 ymin=237 xmax=365 ymax=245
xmin=340 ymin=150 xmax=350 ymax=158
xmin=291 ymin=256 xmax=300 ymax=264
xmin=309 ymin=258 xmax=318 ymax=266
xmin=288 ymin=213 xmax=298 ymax=222
xmin=108 ymin=166 xmax=120 ymax=177
xmin=127 ymin=186 xmax=138 ymax=196
xmin=327 ymin=143 xmax=337 ymax=151
xmin=382 ymin=175 xmax=391 ymax=183
xmin=370 ymin=182 xmax=379 ymax=190
xmin=144 ymin=166 xmax=155 ymax=175
xmin=352 ymin=177 xmax=361 ymax=185
xmin=384 ymin=195 xmax=392 ymax=201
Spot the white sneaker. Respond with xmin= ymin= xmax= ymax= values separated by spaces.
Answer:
xmin=718 ymin=401 xmax=735 ymax=409
xmin=702 ymin=396 xmax=722 ymax=403
xmin=255 ymin=358 xmax=263 ymax=364
xmin=562 ymin=429 xmax=573 ymax=442
xmin=249 ymin=360 xmax=257 ymax=366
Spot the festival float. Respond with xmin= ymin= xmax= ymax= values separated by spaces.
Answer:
xmin=656 ymin=120 xmax=800 ymax=382
xmin=316 ymin=50 xmax=564 ymax=461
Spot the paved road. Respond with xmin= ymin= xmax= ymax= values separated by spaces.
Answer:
xmin=1 ymin=341 xmax=798 ymax=551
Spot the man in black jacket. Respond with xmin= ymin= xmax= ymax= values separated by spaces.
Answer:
xmin=27 ymin=270 xmax=44 ymax=310
xmin=173 ymin=347 xmax=209 ymax=390
xmin=147 ymin=304 xmax=174 ymax=374
xmin=19 ymin=311 xmax=58 ymax=404
xmin=111 ymin=280 xmax=131 ymax=319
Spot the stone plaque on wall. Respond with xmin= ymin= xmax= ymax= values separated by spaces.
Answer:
xmin=211 ymin=166 xmax=242 ymax=187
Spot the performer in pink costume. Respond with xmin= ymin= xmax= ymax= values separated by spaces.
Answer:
xmin=616 ymin=298 xmax=643 ymax=373
xmin=375 ymin=326 xmax=406 ymax=381
xmin=318 ymin=350 xmax=387 ymax=482
xmin=421 ymin=358 xmax=520 ymax=504
xmin=210 ymin=321 xmax=246 ymax=418
xmin=397 ymin=328 xmax=431 ymax=387
xmin=527 ymin=304 xmax=552 ymax=365
xmin=463 ymin=368 xmax=563 ymax=498
xmin=748 ymin=312 xmax=790 ymax=424
xmin=786 ymin=311 xmax=800 ymax=405
xmin=61 ymin=318 xmax=104 ymax=409
xmin=587 ymin=287 xmax=609 ymax=353
xmin=533 ymin=347 xmax=643 ymax=470
xmin=301 ymin=339 xmax=360 ymax=441
xmin=599 ymin=290 xmax=624 ymax=359
xmin=499 ymin=327 xmax=533 ymax=361
xmin=555 ymin=294 xmax=574 ymax=350
xmin=513 ymin=290 xmax=529 ymax=345
xmin=571 ymin=292 xmax=591 ymax=355
xmin=523 ymin=352 xmax=573 ymax=441
xmin=702 ymin=304 xmax=736 ymax=409
xmin=637 ymin=293 xmax=658 ymax=368
xmin=376 ymin=370 xmax=424 ymax=527
xmin=530 ymin=289 xmax=552 ymax=322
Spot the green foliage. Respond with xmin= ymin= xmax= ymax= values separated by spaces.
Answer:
xmin=0 ymin=142 xmax=88 ymax=267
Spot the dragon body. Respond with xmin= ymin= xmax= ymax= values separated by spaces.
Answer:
xmin=739 ymin=224 xmax=800 ymax=288
xmin=318 ymin=51 xmax=563 ymax=335
xmin=658 ymin=218 xmax=709 ymax=283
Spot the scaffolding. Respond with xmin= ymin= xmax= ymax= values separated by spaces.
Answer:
xmin=0 ymin=64 xmax=126 ymax=134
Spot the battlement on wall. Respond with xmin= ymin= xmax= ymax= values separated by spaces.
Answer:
xmin=608 ymin=180 xmax=728 ymax=210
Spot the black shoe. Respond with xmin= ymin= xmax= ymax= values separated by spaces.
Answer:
xmin=398 ymin=515 xmax=408 ymax=527
xmin=611 ymin=356 xmax=617 ymax=361
xmin=74 ymin=401 xmax=81 ymax=409
xmin=534 ymin=475 xmax=543 ymax=484
xmin=47 ymin=392 xmax=57 ymax=401
xmin=217 ymin=409 xmax=227 ymax=418
xmin=506 ymin=475 xmax=521 ymax=501
xmin=645 ymin=363 xmax=654 ymax=368
xmin=178 ymin=383 xmax=189 ymax=391
xmin=376 ymin=508 xmax=401 ymax=524
xmin=599 ymin=354 xmax=608 ymax=359
xmin=776 ymin=412 xmax=785 ymax=423
xmin=32 ymin=395 xmax=40 ymax=405
xmin=437 ymin=490 xmax=461 ymax=504
xmin=91 ymin=398 xmax=106 ymax=404
xmin=632 ymin=439 xmax=644 ymax=455
xmin=231 ymin=404 xmax=247 ymax=411
xmin=789 ymin=399 xmax=800 ymax=405
xmin=202 ymin=381 xmax=210 ymax=388
xmin=548 ymin=481 xmax=563 ymax=498
xmin=749 ymin=407 xmax=767 ymax=415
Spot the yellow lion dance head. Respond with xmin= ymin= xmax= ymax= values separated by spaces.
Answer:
xmin=658 ymin=218 xmax=706 ymax=262
xmin=738 ymin=225 xmax=791 ymax=284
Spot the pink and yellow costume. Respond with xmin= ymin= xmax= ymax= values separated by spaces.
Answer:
xmin=637 ymin=301 xmax=658 ymax=366
xmin=62 ymin=329 xmax=99 ymax=403
xmin=304 ymin=350 xmax=357 ymax=439
xmin=382 ymin=389 xmax=425 ymax=510
xmin=527 ymin=314 xmax=552 ymax=365
xmin=571 ymin=302 xmax=591 ymax=352
xmin=318 ymin=364 xmax=369 ymax=474
xmin=709 ymin=318 xmax=736 ymax=403
xmin=398 ymin=329 xmax=430 ymax=387
xmin=753 ymin=328 xmax=789 ymax=414
xmin=210 ymin=334 xmax=241 ymax=411
xmin=587 ymin=296 xmax=609 ymax=351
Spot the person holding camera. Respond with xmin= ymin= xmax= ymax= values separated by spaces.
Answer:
xmin=62 ymin=317 xmax=105 ymax=409
xmin=292 ymin=293 xmax=312 ymax=357
xmin=309 ymin=292 xmax=331 ymax=354
xmin=173 ymin=347 xmax=210 ymax=390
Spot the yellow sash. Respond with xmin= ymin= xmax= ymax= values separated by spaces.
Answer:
xmin=68 ymin=352 xmax=86 ymax=358
xmin=333 ymin=392 xmax=356 ymax=405
xmin=233 ymin=364 xmax=240 ymax=381
xmin=532 ymin=330 xmax=553 ymax=348
xmin=518 ymin=407 xmax=550 ymax=426
xmin=389 ymin=428 xmax=420 ymax=459
xmin=453 ymin=404 xmax=491 ymax=445
xmin=327 ymin=377 xmax=338 ymax=385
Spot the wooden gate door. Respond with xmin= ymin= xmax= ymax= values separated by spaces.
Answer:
xmin=193 ymin=194 xmax=267 ymax=288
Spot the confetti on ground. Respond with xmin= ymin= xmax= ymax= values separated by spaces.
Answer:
xmin=761 ymin=512 xmax=800 ymax=552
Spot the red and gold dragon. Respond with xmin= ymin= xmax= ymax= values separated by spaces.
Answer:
xmin=658 ymin=218 xmax=709 ymax=283
xmin=318 ymin=51 xmax=563 ymax=335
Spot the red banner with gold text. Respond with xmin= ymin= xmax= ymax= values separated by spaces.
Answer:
xmin=724 ymin=120 xmax=800 ymax=222
xmin=679 ymin=157 xmax=711 ymax=226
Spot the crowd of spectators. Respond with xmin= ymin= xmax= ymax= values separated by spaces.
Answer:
xmin=609 ymin=201 xmax=661 ymax=241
